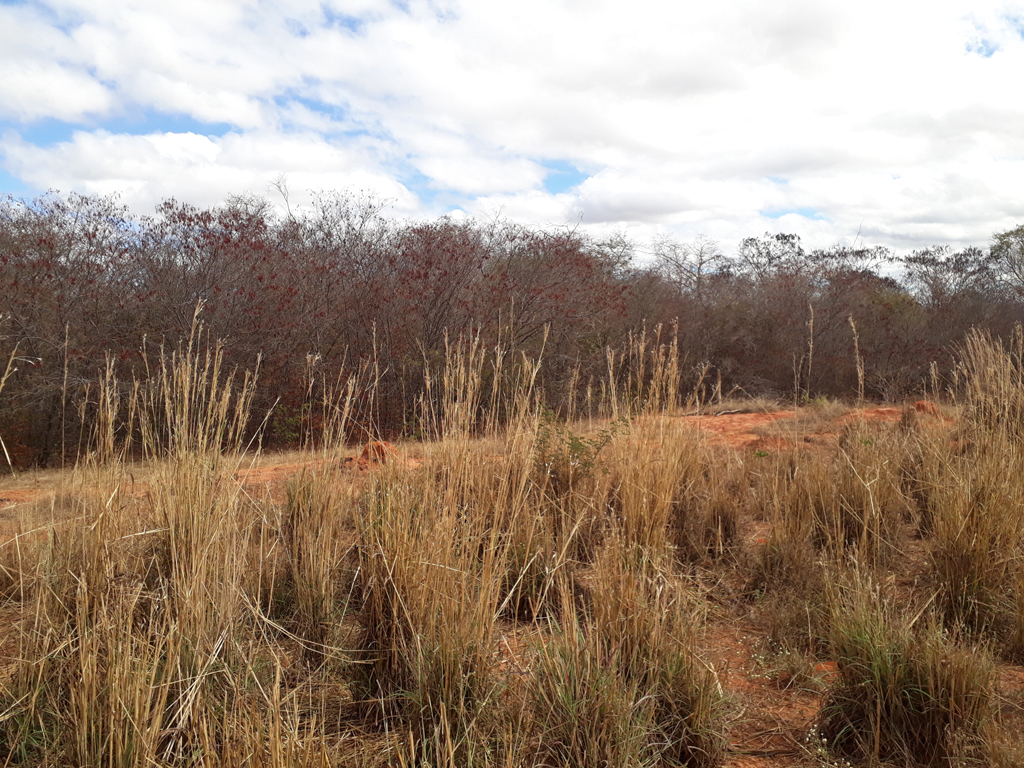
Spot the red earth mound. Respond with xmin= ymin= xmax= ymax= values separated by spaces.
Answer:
xmin=357 ymin=440 xmax=398 ymax=469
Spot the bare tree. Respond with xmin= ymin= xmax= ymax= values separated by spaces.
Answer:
xmin=992 ymin=224 xmax=1024 ymax=295
xmin=736 ymin=232 xmax=803 ymax=281
xmin=651 ymin=234 xmax=723 ymax=303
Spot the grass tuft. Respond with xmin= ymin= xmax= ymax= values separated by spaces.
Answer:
xmin=818 ymin=574 xmax=995 ymax=766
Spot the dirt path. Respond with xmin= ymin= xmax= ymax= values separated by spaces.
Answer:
xmin=710 ymin=620 xmax=824 ymax=766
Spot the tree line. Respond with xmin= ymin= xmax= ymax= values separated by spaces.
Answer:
xmin=1 ymin=189 xmax=1022 ymax=466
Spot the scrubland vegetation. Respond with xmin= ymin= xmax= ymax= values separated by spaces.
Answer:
xmin=2 ymin=318 xmax=1024 ymax=767
xmin=3 ymin=189 xmax=1024 ymax=466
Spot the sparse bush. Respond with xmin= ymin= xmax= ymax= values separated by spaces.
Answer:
xmin=349 ymin=455 xmax=532 ymax=763
xmin=756 ymin=423 xmax=907 ymax=571
xmin=917 ymin=328 xmax=1024 ymax=656
xmin=499 ymin=519 xmax=563 ymax=622
xmin=926 ymin=435 xmax=1024 ymax=642
xmin=749 ymin=531 xmax=832 ymax=655
xmin=958 ymin=326 xmax=1024 ymax=441
xmin=829 ymin=421 xmax=908 ymax=565
xmin=751 ymin=638 xmax=824 ymax=691
xmin=533 ymin=409 xmax=621 ymax=499
xmin=532 ymin=607 xmax=652 ymax=768
xmin=669 ymin=454 xmax=745 ymax=564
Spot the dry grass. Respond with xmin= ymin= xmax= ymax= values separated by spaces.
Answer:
xmin=2 ymin=324 xmax=1024 ymax=767
xmin=692 ymin=395 xmax=787 ymax=416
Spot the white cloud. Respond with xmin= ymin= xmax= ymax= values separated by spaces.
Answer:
xmin=0 ymin=4 xmax=112 ymax=121
xmin=1 ymin=0 xmax=1023 ymax=251
xmin=0 ymin=61 xmax=113 ymax=123
xmin=0 ymin=129 xmax=419 ymax=215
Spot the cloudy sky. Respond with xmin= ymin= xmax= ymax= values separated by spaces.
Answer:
xmin=2 ymin=0 xmax=1023 ymax=253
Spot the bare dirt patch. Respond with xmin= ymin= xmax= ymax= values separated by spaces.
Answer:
xmin=686 ymin=411 xmax=796 ymax=449
xmin=702 ymin=620 xmax=821 ymax=765
xmin=234 ymin=460 xmax=329 ymax=503
xmin=688 ymin=402 xmax=947 ymax=454
xmin=847 ymin=406 xmax=903 ymax=423
xmin=0 ymin=489 xmax=45 ymax=509
xmin=234 ymin=447 xmax=425 ymax=503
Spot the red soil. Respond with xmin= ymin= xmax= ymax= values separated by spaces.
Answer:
xmin=358 ymin=439 xmax=398 ymax=469
xmin=686 ymin=411 xmax=796 ymax=449
xmin=688 ymin=401 xmax=945 ymax=453
xmin=0 ymin=489 xmax=43 ymax=507
xmin=855 ymin=406 xmax=903 ymax=422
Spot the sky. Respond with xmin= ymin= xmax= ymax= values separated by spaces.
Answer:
xmin=1 ymin=0 xmax=1023 ymax=255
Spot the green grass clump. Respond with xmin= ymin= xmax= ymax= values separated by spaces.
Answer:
xmin=531 ymin=540 xmax=726 ymax=768
xmin=818 ymin=577 xmax=994 ymax=766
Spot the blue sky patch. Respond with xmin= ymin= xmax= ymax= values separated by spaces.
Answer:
xmin=321 ymin=6 xmax=365 ymax=34
xmin=4 ymin=0 xmax=81 ymax=36
xmin=396 ymin=167 xmax=442 ymax=206
xmin=966 ymin=37 xmax=999 ymax=57
xmin=1008 ymin=14 xmax=1024 ymax=40
xmin=104 ymin=112 xmax=233 ymax=138
xmin=767 ymin=175 xmax=789 ymax=185
xmin=394 ymin=166 xmax=470 ymax=212
xmin=275 ymin=94 xmax=373 ymax=138
xmin=2 ymin=118 xmax=79 ymax=147
xmin=542 ymin=160 xmax=588 ymax=194
xmin=285 ymin=17 xmax=311 ymax=38
xmin=7 ymin=113 xmax=233 ymax=148
xmin=0 ymin=167 xmax=33 ymax=198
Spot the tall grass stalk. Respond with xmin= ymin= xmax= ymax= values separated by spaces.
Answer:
xmin=352 ymin=336 xmax=543 ymax=759
xmin=927 ymin=329 xmax=1024 ymax=651
xmin=957 ymin=325 xmax=1024 ymax=440
xmin=1 ymin=315 xmax=270 ymax=764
